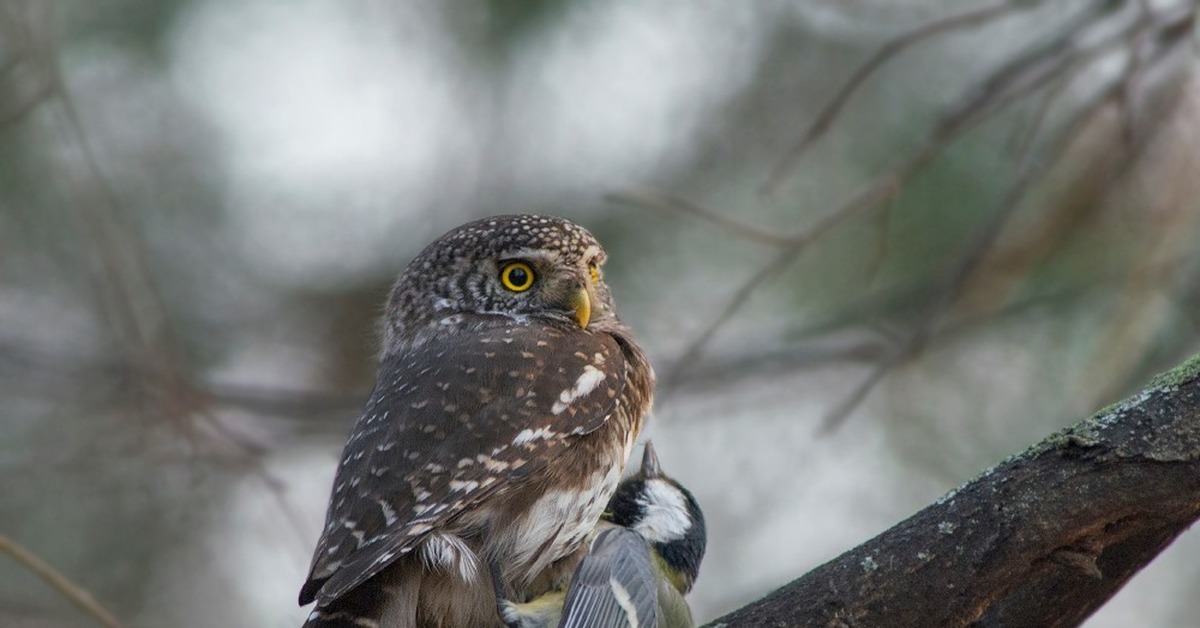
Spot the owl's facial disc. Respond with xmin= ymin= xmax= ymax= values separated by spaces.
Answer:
xmin=497 ymin=254 xmax=596 ymax=329
xmin=382 ymin=215 xmax=619 ymax=352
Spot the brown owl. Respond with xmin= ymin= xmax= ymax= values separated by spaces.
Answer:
xmin=298 ymin=215 xmax=655 ymax=628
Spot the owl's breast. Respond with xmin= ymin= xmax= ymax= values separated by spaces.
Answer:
xmin=489 ymin=424 xmax=637 ymax=591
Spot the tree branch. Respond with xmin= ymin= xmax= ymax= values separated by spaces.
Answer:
xmin=705 ymin=354 xmax=1200 ymax=627
xmin=0 ymin=534 xmax=126 ymax=628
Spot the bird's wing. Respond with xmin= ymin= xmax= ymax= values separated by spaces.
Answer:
xmin=300 ymin=320 xmax=627 ymax=608
xmin=559 ymin=527 xmax=659 ymax=628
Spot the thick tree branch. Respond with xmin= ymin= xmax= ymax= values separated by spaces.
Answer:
xmin=706 ymin=354 xmax=1200 ymax=627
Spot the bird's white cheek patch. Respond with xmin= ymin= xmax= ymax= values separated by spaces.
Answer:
xmin=551 ymin=365 xmax=606 ymax=414
xmin=634 ymin=479 xmax=692 ymax=544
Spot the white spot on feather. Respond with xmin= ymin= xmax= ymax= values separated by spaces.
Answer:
xmin=610 ymin=577 xmax=639 ymax=626
xmin=551 ymin=365 xmax=606 ymax=414
xmin=377 ymin=499 xmax=398 ymax=526
xmin=512 ymin=426 xmax=557 ymax=445
xmin=449 ymin=479 xmax=479 ymax=492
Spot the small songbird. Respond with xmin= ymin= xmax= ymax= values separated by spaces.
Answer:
xmin=501 ymin=442 xmax=707 ymax=628
xmin=298 ymin=215 xmax=654 ymax=628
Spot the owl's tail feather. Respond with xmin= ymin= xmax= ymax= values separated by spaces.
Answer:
xmin=301 ymin=579 xmax=418 ymax=628
xmin=301 ymin=608 xmax=378 ymax=628
xmin=300 ymin=558 xmax=508 ymax=628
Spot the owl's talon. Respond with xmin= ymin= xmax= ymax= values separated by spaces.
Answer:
xmin=489 ymin=557 xmax=517 ymax=626
xmin=497 ymin=599 xmax=523 ymax=628
xmin=495 ymin=591 xmax=565 ymax=628
xmin=497 ymin=598 xmax=557 ymax=628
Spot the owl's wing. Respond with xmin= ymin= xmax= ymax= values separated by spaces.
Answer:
xmin=300 ymin=321 xmax=629 ymax=608
xmin=559 ymin=527 xmax=659 ymax=628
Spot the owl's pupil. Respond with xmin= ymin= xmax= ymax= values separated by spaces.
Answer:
xmin=509 ymin=268 xmax=528 ymax=285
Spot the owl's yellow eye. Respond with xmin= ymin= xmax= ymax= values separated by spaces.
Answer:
xmin=500 ymin=262 xmax=535 ymax=292
xmin=588 ymin=264 xmax=601 ymax=283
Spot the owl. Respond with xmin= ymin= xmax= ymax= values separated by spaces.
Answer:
xmin=298 ymin=215 xmax=655 ymax=628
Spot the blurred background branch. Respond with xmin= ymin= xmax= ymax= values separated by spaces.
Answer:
xmin=0 ymin=534 xmax=126 ymax=628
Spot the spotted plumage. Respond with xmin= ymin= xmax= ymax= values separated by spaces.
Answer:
xmin=299 ymin=215 xmax=654 ymax=628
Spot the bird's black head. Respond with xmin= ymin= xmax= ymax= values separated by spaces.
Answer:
xmin=603 ymin=443 xmax=707 ymax=594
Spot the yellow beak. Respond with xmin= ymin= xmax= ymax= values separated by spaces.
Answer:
xmin=568 ymin=288 xmax=591 ymax=329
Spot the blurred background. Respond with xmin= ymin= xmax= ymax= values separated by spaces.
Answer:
xmin=2 ymin=0 xmax=1199 ymax=626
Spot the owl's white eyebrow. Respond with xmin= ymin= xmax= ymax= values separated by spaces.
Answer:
xmin=498 ymin=248 xmax=559 ymax=263
xmin=581 ymin=245 xmax=603 ymax=265
xmin=498 ymin=246 xmax=602 ymax=266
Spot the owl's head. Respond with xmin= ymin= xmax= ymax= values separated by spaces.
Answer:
xmin=384 ymin=214 xmax=619 ymax=352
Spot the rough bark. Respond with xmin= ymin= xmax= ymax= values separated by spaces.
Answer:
xmin=705 ymin=355 xmax=1200 ymax=628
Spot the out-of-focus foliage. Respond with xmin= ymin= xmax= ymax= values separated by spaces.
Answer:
xmin=2 ymin=1 xmax=1199 ymax=626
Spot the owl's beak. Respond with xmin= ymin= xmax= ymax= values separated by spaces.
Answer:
xmin=567 ymin=287 xmax=591 ymax=328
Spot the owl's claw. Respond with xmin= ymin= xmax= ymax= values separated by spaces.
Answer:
xmin=490 ymin=557 xmax=560 ymax=628
xmin=497 ymin=599 xmax=524 ymax=628
xmin=489 ymin=557 xmax=521 ymax=628
xmin=497 ymin=598 xmax=558 ymax=628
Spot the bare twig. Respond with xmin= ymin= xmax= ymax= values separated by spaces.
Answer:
xmin=652 ymin=175 xmax=904 ymax=391
xmin=205 ymin=381 xmax=364 ymax=423
xmin=816 ymin=4 xmax=1195 ymax=430
xmin=937 ymin=0 xmax=1123 ymax=131
xmin=252 ymin=463 xmax=323 ymax=565
xmin=666 ymin=282 xmax=1102 ymax=399
xmin=660 ymin=246 xmax=800 ymax=393
xmin=605 ymin=189 xmax=795 ymax=248
xmin=1006 ymin=66 xmax=1074 ymax=158
xmin=817 ymin=76 xmax=1133 ymax=431
xmin=656 ymin=0 xmax=1195 ymax=427
xmin=21 ymin=3 xmax=252 ymax=457
xmin=0 ymin=1 xmax=57 ymax=131
xmin=0 ymin=80 xmax=53 ymax=131
xmin=0 ymin=534 xmax=126 ymax=628
xmin=760 ymin=0 xmax=1043 ymax=197
xmin=817 ymin=330 xmax=928 ymax=433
